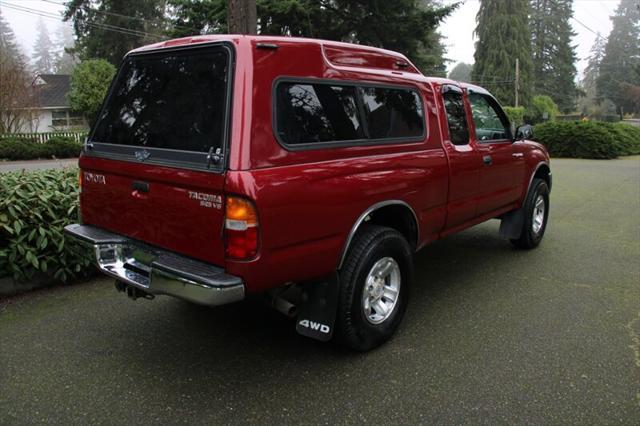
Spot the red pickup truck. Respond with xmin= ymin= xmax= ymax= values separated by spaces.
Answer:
xmin=65 ymin=35 xmax=551 ymax=351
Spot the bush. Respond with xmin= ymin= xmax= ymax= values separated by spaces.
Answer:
xmin=603 ymin=122 xmax=640 ymax=155
xmin=533 ymin=120 xmax=640 ymax=159
xmin=69 ymin=59 xmax=117 ymax=123
xmin=41 ymin=136 xmax=83 ymax=158
xmin=525 ymin=95 xmax=560 ymax=124
xmin=0 ymin=168 xmax=92 ymax=282
xmin=0 ymin=138 xmax=42 ymax=160
xmin=504 ymin=106 xmax=526 ymax=127
xmin=0 ymin=136 xmax=82 ymax=160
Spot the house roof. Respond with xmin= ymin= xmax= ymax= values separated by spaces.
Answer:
xmin=31 ymin=74 xmax=71 ymax=108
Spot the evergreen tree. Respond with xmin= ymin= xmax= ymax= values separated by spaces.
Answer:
xmin=168 ymin=0 xmax=227 ymax=36
xmin=596 ymin=0 xmax=640 ymax=115
xmin=448 ymin=62 xmax=473 ymax=82
xmin=582 ymin=35 xmax=606 ymax=97
xmin=32 ymin=18 xmax=56 ymax=75
xmin=54 ymin=23 xmax=79 ymax=74
xmin=64 ymin=0 xmax=167 ymax=65
xmin=417 ymin=0 xmax=452 ymax=76
xmin=529 ymin=0 xmax=578 ymax=113
xmin=0 ymin=8 xmax=27 ymax=69
xmin=168 ymin=0 xmax=456 ymax=74
xmin=472 ymin=0 xmax=533 ymax=106
xmin=579 ymin=35 xmax=621 ymax=119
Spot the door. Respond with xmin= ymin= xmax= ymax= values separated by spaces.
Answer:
xmin=440 ymin=85 xmax=481 ymax=229
xmin=468 ymin=92 xmax=526 ymax=216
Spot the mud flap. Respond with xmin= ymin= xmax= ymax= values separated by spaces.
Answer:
xmin=295 ymin=273 xmax=339 ymax=342
xmin=499 ymin=208 xmax=525 ymax=239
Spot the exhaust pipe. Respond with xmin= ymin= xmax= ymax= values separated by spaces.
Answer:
xmin=114 ymin=280 xmax=154 ymax=301
xmin=272 ymin=296 xmax=297 ymax=318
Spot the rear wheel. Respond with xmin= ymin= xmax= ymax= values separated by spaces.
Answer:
xmin=336 ymin=225 xmax=413 ymax=351
xmin=511 ymin=178 xmax=550 ymax=249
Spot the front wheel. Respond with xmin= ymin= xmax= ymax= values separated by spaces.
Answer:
xmin=335 ymin=225 xmax=413 ymax=351
xmin=511 ymin=178 xmax=550 ymax=249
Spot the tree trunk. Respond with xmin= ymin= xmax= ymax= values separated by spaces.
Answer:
xmin=227 ymin=0 xmax=257 ymax=34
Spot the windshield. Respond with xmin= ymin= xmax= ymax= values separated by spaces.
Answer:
xmin=91 ymin=46 xmax=229 ymax=154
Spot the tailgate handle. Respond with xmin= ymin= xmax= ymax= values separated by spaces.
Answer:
xmin=132 ymin=181 xmax=149 ymax=193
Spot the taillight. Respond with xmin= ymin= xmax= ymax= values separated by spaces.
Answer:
xmin=77 ymin=170 xmax=83 ymax=224
xmin=224 ymin=196 xmax=259 ymax=260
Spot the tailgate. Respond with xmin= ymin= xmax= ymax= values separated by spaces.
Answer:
xmin=79 ymin=157 xmax=227 ymax=265
xmin=78 ymin=42 xmax=234 ymax=266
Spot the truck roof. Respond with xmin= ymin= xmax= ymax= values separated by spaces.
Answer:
xmin=129 ymin=34 xmax=489 ymax=94
xmin=129 ymin=34 xmax=423 ymax=74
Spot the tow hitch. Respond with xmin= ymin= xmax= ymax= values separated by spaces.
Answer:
xmin=114 ymin=280 xmax=154 ymax=301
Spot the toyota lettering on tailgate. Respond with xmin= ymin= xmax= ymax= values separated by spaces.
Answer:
xmin=83 ymin=172 xmax=106 ymax=185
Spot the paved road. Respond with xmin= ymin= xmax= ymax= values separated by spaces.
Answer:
xmin=0 ymin=158 xmax=78 ymax=173
xmin=1 ymin=157 xmax=639 ymax=424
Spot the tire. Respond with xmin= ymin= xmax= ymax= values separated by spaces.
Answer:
xmin=335 ymin=225 xmax=413 ymax=351
xmin=510 ymin=178 xmax=550 ymax=249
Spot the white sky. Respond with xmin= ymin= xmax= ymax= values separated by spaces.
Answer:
xmin=1 ymin=0 xmax=621 ymax=79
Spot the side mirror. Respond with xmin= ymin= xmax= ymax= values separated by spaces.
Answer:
xmin=515 ymin=124 xmax=533 ymax=141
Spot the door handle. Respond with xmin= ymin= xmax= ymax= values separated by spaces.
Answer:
xmin=512 ymin=153 xmax=524 ymax=158
xmin=132 ymin=181 xmax=149 ymax=193
xmin=483 ymin=155 xmax=492 ymax=165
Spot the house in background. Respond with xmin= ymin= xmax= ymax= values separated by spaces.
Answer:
xmin=18 ymin=74 xmax=88 ymax=133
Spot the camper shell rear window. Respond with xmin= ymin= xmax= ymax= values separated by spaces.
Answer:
xmin=88 ymin=43 xmax=233 ymax=170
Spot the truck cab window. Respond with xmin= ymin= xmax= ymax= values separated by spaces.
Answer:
xmin=469 ymin=93 xmax=510 ymax=141
xmin=442 ymin=91 xmax=469 ymax=145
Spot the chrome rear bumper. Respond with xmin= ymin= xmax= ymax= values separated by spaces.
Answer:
xmin=64 ymin=224 xmax=244 ymax=306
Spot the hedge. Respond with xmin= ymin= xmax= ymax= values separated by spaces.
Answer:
xmin=602 ymin=122 xmax=640 ymax=156
xmin=504 ymin=106 xmax=525 ymax=127
xmin=0 ymin=136 xmax=82 ymax=161
xmin=0 ymin=168 xmax=93 ymax=283
xmin=533 ymin=121 xmax=640 ymax=159
xmin=525 ymin=95 xmax=560 ymax=124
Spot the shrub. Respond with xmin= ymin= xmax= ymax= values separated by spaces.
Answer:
xmin=504 ymin=106 xmax=525 ymax=127
xmin=525 ymin=95 xmax=560 ymax=124
xmin=533 ymin=120 xmax=640 ymax=159
xmin=41 ymin=136 xmax=83 ymax=158
xmin=0 ymin=168 xmax=92 ymax=282
xmin=0 ymin=137 xmax=42 ymax=160
xmin=603 ymin=122 xmax=640 ymax=155
xmin=0 ymin=136 xmax=81 ymax=160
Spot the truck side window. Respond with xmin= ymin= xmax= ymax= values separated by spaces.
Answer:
xmin=468 ymin=93 xmax=510 ymax=141
xmin=275 ymin=80 xmax=425 ymax=147
xmin=442 ymin=91 xmax=469 ymax=145
xmin=276 ymin=83 xmax=363 ymax=145
xmin=361 ymin=87 xmax=424 ymax=139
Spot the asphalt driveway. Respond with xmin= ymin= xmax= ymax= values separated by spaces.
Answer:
xmin=1 ymin=157 xmax=639 ymax=424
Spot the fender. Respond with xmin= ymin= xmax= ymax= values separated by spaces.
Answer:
xmin=522 ymin=161 xmax=552 ymax=204
xmin=502 ymin=161 xmax=551 ymax=240
xmin=337 ymin=200 xmax=419 ymax=270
